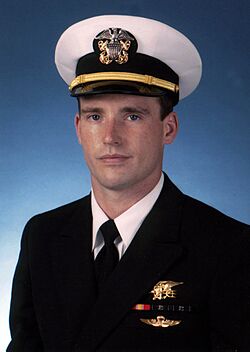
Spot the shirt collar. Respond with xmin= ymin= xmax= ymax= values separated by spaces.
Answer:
xmin=91 ymin=173 xmax=164 ymax=251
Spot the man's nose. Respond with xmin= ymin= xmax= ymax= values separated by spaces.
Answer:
xmin=103 ymin=119 xmax=122 ymax=145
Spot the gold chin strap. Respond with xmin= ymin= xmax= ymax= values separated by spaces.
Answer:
xmin=69 ymin=72 xmax=179 ymax=94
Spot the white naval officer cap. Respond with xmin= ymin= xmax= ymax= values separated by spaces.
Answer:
xmin=55 ymin=15 xmax=202 ymax=106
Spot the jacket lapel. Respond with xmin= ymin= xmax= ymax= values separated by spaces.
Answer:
xmin=51 ymin=196 xmax=97 ymax=340
xmin=79 ymin=175 xmax=185 ymax=350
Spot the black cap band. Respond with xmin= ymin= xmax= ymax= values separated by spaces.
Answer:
xmin=71 ymin=52 xmax=179 ymax=104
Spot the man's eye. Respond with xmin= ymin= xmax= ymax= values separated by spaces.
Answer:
xmin=88 ymin=114 xmax=101 ymax=121
xmin=127 ymin=114 xmax=140 ymax=121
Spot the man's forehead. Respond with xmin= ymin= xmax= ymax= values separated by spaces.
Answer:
xmin=78 ymin=93 xmax=161 ymax=108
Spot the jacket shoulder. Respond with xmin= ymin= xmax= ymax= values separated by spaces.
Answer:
xmin=183 ymin=194 xmax=249 ymax=228
xmin=33 ymin=195 xmax=89 ymax=218
xmin=22 ymin=195 xmax=91 ymax=240
xmin=181 ymin=194 xmax=250 ymax=246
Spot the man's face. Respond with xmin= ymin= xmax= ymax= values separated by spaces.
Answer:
xmin=75 ymin=94 xmax=178 ymax=193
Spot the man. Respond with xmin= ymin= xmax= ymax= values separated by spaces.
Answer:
xmin=7 ymin=15 xmax=250 ymax=351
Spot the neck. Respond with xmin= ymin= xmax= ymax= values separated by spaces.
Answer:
xmin=92 ymin=173 xmax=162 ymax=219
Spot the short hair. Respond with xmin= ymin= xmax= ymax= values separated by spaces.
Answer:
xmin=159 ymin=95 xmax=174 ymax=120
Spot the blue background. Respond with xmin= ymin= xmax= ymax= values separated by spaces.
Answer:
xmin=1 ymin=0 xmax=249 ymax=348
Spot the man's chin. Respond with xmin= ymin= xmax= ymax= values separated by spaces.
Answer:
xmin=101 ymin=180 xmax=131 ymax=191
xmin=93 ymin=174 xmax=135 ymax=192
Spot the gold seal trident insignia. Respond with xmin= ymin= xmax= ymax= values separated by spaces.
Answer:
xmin=140 ymin=315 xmax=181 ymax=328
xmin=95 ymin=28 xmax=134 ymax=65
xmin=151 ymin=281 xmax=183 ymax=300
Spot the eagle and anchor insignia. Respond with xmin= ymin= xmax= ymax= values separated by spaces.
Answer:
xmin=94 ymin=28 xmax=135 ymax=65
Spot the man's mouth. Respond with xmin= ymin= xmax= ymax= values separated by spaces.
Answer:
xmin=98 ymin=154 xmax=131 ymax=164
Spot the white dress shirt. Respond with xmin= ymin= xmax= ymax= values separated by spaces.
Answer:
xmin=91 ymin=173 xmax=164 ymax=259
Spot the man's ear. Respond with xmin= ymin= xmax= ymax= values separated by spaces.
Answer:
xmin=162 ymin=112 xmax=179 ymax=145
xmin=74 ymin=113 xmax=82 ymax=144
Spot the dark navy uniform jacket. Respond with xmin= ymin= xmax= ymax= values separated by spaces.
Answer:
xmin=7 ymin=175 xmax=250 ymax=351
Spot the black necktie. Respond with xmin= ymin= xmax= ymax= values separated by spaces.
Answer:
xmin=95 ymin=219 xmax=120 ymax=289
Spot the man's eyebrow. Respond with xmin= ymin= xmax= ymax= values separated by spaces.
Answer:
xmin=120 ymin=106 xmax=150 ymax=114
xmin=80 ymin=107 xmax=104 ymax=114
